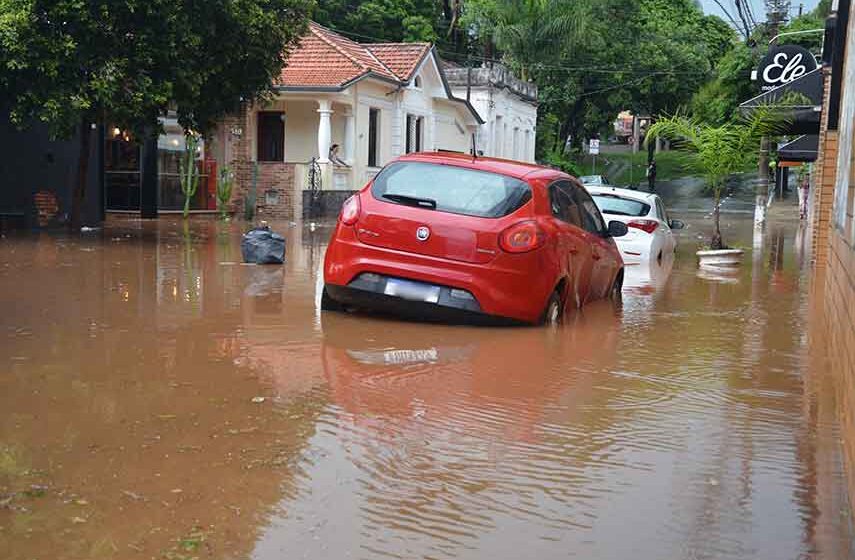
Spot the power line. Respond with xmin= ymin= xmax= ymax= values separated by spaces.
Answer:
xmin=578 ymin=72 xmax=666 ymax=97
xmin=324 ymin=25 xmax=716 ymax=77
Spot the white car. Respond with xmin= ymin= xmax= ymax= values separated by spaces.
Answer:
xmin=587 ymin=186 xmax=684 ymax=264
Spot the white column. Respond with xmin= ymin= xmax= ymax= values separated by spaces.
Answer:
xmin=520 ymin=130 xmax=526 ymax=162
xmin=392 ymin=97 xmax=404 ymax=157
xmin=343 ymin=107 xmax=355 ymax=165
xmin=316 ymin=99 xmax=333 ymax=163
xmin=494 ymin=117 xmax=503 ymax=157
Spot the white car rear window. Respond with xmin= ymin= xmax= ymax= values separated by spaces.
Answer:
xmin=592 ymin=194 xmax=651 ymax=217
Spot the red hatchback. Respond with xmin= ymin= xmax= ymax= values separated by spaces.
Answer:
xmin=322 ymin=152 xmax=627 ymax=325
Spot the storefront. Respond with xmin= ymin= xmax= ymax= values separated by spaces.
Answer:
xmin=104 ymin=117 xmax=217 ymax=214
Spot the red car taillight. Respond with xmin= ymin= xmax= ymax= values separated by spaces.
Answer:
xmin=499 ymin=220 xmax=545 ymax=253
xmin=627 ymin=219 xmax=659 ymax=234
xmin=340 ymin=194 xmax=360 ymax=225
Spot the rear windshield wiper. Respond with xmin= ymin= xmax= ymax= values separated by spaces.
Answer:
xmin=382 ymin=193 xmax=437 ymax=209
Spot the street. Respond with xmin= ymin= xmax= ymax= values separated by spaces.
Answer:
xmin=1 ymin=208 xmax=853 ymax=559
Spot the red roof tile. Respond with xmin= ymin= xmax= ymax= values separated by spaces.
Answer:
xmin=276 ymin=22 xmax=430 ymax=88
xmin=365 ymin=43 xmax=431 ymax=81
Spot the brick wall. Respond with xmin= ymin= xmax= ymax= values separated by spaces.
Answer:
xmin=824 ymin=231 xmax=855 ymax=506
xmin=816 ymin=4 xmax=855 ymax=515
xmin=254 ymin=163 xmax=296 ymax=220
xmin=811 ymin=68 xmax=839 ymax=267
xmin=219 ymin=105 xmax=297 ymax=221
xmin=33 ymin=190 xmax=59 ymax=227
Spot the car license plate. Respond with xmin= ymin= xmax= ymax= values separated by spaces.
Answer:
xmin=383 ymin=278 xmax=440 ymax=303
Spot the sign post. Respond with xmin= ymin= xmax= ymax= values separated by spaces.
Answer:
xmin=589 ymin=139 xmax=600 ymax=174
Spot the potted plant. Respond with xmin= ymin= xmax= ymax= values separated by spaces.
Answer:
xmin=645 ymin=110 xmax=781 ymax=268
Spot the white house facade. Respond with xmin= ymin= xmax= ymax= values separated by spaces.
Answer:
xmin=444 ymin=64 xmax=538 ymax=163
xmin=212 ymin=23 xmax=485 ymax=221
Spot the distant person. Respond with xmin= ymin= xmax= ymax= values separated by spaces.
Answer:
xmin=328 ymin=144 xmax=349 ymax=167
xmin=646 ymin=159 xmax=657 ymax=192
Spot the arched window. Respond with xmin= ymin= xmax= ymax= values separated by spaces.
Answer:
xmin=414 ymin=76 xmax=422 ymax=88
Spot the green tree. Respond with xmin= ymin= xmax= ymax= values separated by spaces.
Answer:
xmin=624 ymin=1 xmax=734 ymax=122
xmin=690 ymin=42 xmax=759 ymax=125
xmin=777 ymin=11 xmax=826 ymax=51
xmin=314 ymin=0 xmax=440 ymax=43
xmin=0 ymin=0 xmax=310 ymax=225
xmin=464 ymin=0 xmax=591 ymax=80
xmin=463 ymin=0 xmax=732 ymax=161
xmin=646 ymin=109 xmax=784 ymax=249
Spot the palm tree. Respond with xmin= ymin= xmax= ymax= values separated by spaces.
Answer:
xmin=645 ymin=109 xmax=784 ymax=250
xmin=468 ymin=0 xmax=590 ymax=80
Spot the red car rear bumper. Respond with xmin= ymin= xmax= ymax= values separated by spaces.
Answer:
xmin=324 ymin=224 xmax=556 ymax=324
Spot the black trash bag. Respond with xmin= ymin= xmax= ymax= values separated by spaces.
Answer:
xmin=241 ymin=226 xmax=286 ymax=264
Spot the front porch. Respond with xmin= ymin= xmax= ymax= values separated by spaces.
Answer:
xmin=215 ymin=95 xmax=364 ymax=221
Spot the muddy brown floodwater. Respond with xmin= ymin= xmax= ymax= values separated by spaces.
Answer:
xmin=1 ymin=215 xmax=853 ymax=560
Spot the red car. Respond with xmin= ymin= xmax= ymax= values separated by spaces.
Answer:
xmin=322 ymin=152 xmax=627 ymax=325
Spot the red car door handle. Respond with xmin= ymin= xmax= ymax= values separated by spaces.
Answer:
xmin=592 ymin=253 xmax=601 ymax=261
xmin=569 ymin=247 xmax=579 ymax=254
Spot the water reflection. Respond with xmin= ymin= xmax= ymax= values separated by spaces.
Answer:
xmin=0 ymin=217 xmax=851 ymax=560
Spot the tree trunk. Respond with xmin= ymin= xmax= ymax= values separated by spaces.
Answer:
xmin=711 ymin=188 xmax=724 ymax=250
xmin=71 ymin=118 xmax=92 ymax=229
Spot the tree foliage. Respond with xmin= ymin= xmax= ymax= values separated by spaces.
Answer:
xmin=778 ymin=10 xmax=826 ymax=51
xmin=314 ymin=0 xmax=441 ymax=43
xmin=0 ymin=0 xmax=311 ymax=225
xmin=463 ymin=0 xmax=733 ymax=156
xmin=690 ymin=43 xmax=759 ymax=125
xmin=0 ymin=0 xmax=311 ymax=137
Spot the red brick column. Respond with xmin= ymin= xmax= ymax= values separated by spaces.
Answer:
xmin=811 ymin=67 xmax=839 ymax=268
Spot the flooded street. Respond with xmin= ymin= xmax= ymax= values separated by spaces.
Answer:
xmin=1 ymin=212 xmax=853 ymax=559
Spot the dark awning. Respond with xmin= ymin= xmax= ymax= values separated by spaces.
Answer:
xmin=777 ymin=134 xmax=818 ymax=162
xmin=739 ymin=68 xmax=823 ymax=135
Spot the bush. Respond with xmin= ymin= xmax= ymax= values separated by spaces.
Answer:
xmin=539 ymin=150 xmax=582 ymax=177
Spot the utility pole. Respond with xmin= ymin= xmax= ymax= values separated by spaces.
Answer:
xmin=755 ymin=1 xmax=790 ymax=227
xmin=765 ymin=0 xmax=791 ymax=28
xmin=756 ymin=136 xmax=770 ymax=227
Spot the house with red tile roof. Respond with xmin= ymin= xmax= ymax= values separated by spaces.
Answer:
xmin=208 ymin=22 xmax=488 ymax=221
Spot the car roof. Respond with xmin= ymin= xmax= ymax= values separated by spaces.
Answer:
xmin=586 ymin=185 xmax=656 ymax=203
xmin=396 ymin=152 xmax=566 ymax=181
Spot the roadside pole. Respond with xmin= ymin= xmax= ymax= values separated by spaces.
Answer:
xmin=589 ymin=138 xmax=600 ymax=175
xmin=755 ymin=136 xmax=769 ymax=227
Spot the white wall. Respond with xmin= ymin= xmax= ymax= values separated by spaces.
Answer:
xmin=282 ymin=100 xmax=317 ymax=163
xmin=833 ymin=9 xmax=855 ymax=235
xmin=454 ymin=87 xmax=537 ymax=162
xmin=354 ymin=81 xmax=395 ymax=186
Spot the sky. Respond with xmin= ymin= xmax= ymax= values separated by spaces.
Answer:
xmin=699 ymin=0 xmax=820 ymax=22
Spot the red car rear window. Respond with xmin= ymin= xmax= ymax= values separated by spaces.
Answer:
xmin=371 ymin=162 xmax=531 ymax=218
